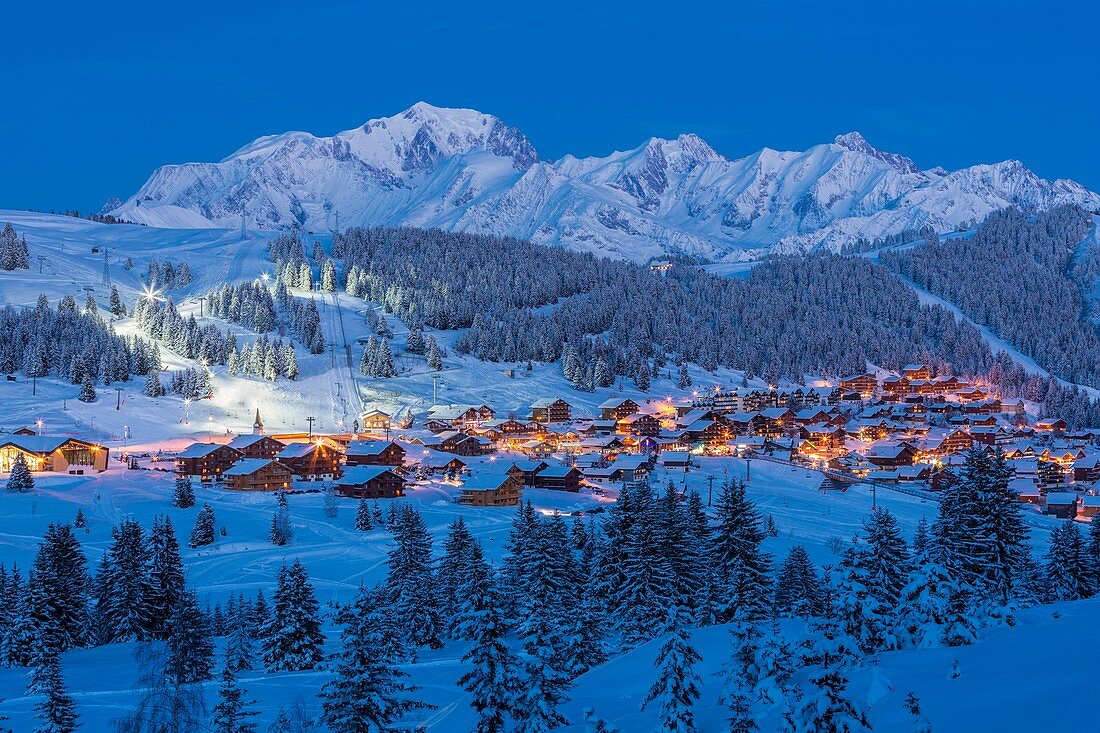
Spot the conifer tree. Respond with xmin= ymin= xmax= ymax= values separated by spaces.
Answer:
xmin=211 ymin=665 xmax=259 ymax=733
xmin=896 ymin=539 xmax=957 ymax=649
xmin=146 ymin=516 xmax=186 ymax=639
xmin=354 ymin=499 xmax=373 ymax=532
xmin=189 ymin=504 xmax=216 ymax=548
xmin=455 ymin=557 xmax=520 ymax=733
xmin=791 ymin=670 xmax=870 ymax=733
xmin=437 ymin=517 xmax=479 ymax=627
xmin=78 ymin=374 xmax=96 ymax=403
xmin=7 ymin=453 xmax=35 ymax=492
xmin=385 ymin=506 xmax=443 ymax=650
xmin=32 ymin=654 xmax=79 ymax=733
xmin=31 ymin=523 xmax=90 ymax=652
xmin=320 ymin=584 xmax=430 ymax=733
xmin=225 ymin=602 xmax=255 ymax=673
xmin=144 ymin=369 xmax=165 ymax=398
xmin=775 ymin=545 xmax=822 ymax=618
xmin=165 ymin=589 xmax=214 ymax=684
xmin=262 ymin=560 xmax=325 ymax=672
xmin=172 ymin=477 xmax=195 ymax=508
xmin=640 ymin=606 xmax=701 ymax=733
xmin=712 ymin=480 xmax=772 ymax=622
xmin=94 ymin=519 xmax=153 ymax=643
xmin=1045 ymin=519 xmax=1091 ymax=601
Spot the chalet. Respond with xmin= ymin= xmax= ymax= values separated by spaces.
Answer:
xmin=11 ymin=426 xmax=38 ymax=436
xmin=222 ymin=459 xmax=293 ymax=492
xmin=426 ymin=404 xmax=495 ymax=429
xmin=419 ymin=431 xmax=493 ymax=456
xmin=0 ymin=436 xmax=110 ymax=474
xmin=530 ymin=398 xmax=572 ymax=424
xmin=729 ymin=435 xmax=766 ymax=455
xmin=682 ymin=419 xmax=728 ymax=445
xmin=333 ymin=466 xmax=405 ymax=499
xmin=1044 ymin=492 xmax=1078 ymax=519
xmin=458 ymin=472 xmax=523 ymax=507
xmin=360 ymin=409 xmax=393 ymax=433
xmin=1073 ymin=455 xmax=1100 ymax=484
xmin=969 ymin=426 xmax=1008 ymax=447
xmin=621 ymin=413 xmax=661 ymax=437
xmin=865 ymin=443 xmax=918 ymax=469
xmin=175 ymin=443 xmax=241 ymax=484
xmin=418 ymin=452 xmax=467 ymax=476
xmin=227 ymin=434 xmax=287 ymax=460
xmin=839 ymin=374 xmax=876 ymax=399
xmin=599 ymin=398 xmax=640 ymax=421
xmin=507 ymin=459 xmax=549 ymax=485
xmin=610 ymin=454 xmax=651 ymax=483
xmin=1008 ymin=477 xmax=1041 ymax=504
xmin=582 ymin=420 xmax=618 ymax=437
xmin=576 ymin=436 xmax=624 ymax=455
xmin=481 ymin=418 xmax=530 ymax=435
xmin=799 ymin=425 xmax=846 ymax=458
xmin=276 ymin=441 xmax=343 ymax=481
xmin=882 ymin=376 xmax=910 ymax=394
xmin=759 ymin=407 xmax=795 ymax=437
xmin=531 ymin=466 xmax=583 ymax=492
xmin=1080 ymin=495 xmax=1100 ymax=519
xmin=345 ymin=440 xmax=406 ymax=467
xmin=520 ymin=439 xmax=555 ymax=458
xmin=659 ymin=450 xmax=692 ymax=471
xmin=1036 ymin=418 xmax=1068 ymax=434
xmin=902 ymin=364 xmax=932 ymax=381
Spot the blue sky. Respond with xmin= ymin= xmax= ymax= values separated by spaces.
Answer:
xmin=2 ymin=0 xmax=1096 ymax=214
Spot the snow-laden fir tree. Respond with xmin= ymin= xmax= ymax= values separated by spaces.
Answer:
xmin=7 ymin=452 xmax=35 ymax=493
xmin=775 ymin=545 xmax=823 ymax=618
xmin=172 ymin=477 xmax=195 ymax=508
xmin=1045 ymin=520 xmax=1091 ymax=601
xmin=262 ymin=560 xmax=325 ymax=672
xmin=143 ymin=369 xmax=165 ymax=397
xmin=94 ymin=519 xmax=153 ymax=644
xmin=146 ymin=515 xmax=185 ymax=639
xmin=31 ymin=653 xmax=79 ymax=733
xmin=640 ymin=605 xmax=701 ymax=733
xmin=940 ymin=587 xmax=978 ymax=647
xmin=384 ymin=505 xmax=443 ymax=651
xmin=211 ymin=664 xmax=259 ymax=733
xmin=711 ymin=480 xmax=772 ymax=623
xmin=426 ymin=336 xmax=443 ymax=371
xmin=455 ymin=551 xmax=520 ymax=733
xmin=514 ymin=616 xmax=572 ymax=733
xmin=320 ymin=583 xmax=430 ymax=733
xmin=165 ymin=589 xmax=214 ymax=684
xmin=189 ymin=503 xmax=216 ymax=549
xmin=437 ymin=517 xmax=480 ymax=629
xmin=895 ymin=535 xmax=958 ymax=649
xmin=78 ymin=373 xmax=96 ymax=403
xmin=270 ymin=496 xmax=293 ymax=546
xmin=791 ymin=669 xmax=870 ymax=733
xmin=354 ymin=499 xmax=373 ymax=532
xmin=28 ymin=523 xmax=90 ymax=653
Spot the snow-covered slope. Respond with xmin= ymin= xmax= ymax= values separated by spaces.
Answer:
xmin=112 ymin=104 xmax=1100 ymax=262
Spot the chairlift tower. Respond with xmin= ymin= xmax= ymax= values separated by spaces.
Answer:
xmin=102 ymin=248 xmax=111 ymax=285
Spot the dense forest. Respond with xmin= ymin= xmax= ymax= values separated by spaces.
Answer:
xmin=882 ymin=206 xmax=1100 ymax=387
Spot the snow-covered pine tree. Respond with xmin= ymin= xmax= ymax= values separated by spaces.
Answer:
xmin=514 ymin=617 xmax=572 ymax=733
xmin=354 ymin=499 xmax=373 ymax=532
xmin=426 ymin=336 xmax=443 ymax=371
xmin=940 ymin=587 xmax=978 ymax=647
xmin=320 ymin=583 xmax=430 ymax=733
xmin=269 ymin=495 xmax=293 ymax=546
xmin=144 ymin=369 xmax=165 ymax=397
xmin=775 ymin=545 xmax=823 ymax=618
xmin=164 ymin=589 xmax=214 ymax=684
xmin=895 ymin=537 xmax=958 ymax=649
xmin=31 ymin=654 xmax=79 ymax=733
xmin=677 ymin=363 xmax=691 ymax=389
xmin=455 ymin=553 xmax=520 ymax=733
xmin=261 ymin=560 xmax=325 ymax=672
xmin=29 ymin=523 xmax=90 ymax=653
xmin=791 ymin=669 xmax=870 ymax=733
xmin=145 ymin=515 xmax=185 ymax=639
xmin=110 ymin=285 xmax=126 ymax=317
xmin=1045 ymin=519 xmax=1091 ymax=601
xmin=94 ymin=519 xmax=153 ymax=644
xmin=78 ymin=373 xmax=96 ymax=403
xmin=640 ymin=605 xmax=702 ymax=733
xmin=189 ymin=503 xmax=216 ymax=548
xmin=711 ymin=480 xmax=772 ymax=623
xmin=7 ymin=452 xmax=35 ymax=492
xmin=172 ymin=477 xmax=195 ymax=508
xmin=211 ymin=664 xmax=259 ymax=733
xmin=384 ymin=506 xmax=443 ymax=651
xmin=437 ymin=517 xmax=480 ymax=629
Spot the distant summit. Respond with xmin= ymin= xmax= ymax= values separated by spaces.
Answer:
xmin=112 ymin=104 xmax=1100 ymax=262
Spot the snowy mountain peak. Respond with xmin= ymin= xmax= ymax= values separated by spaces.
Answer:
xmin=833 ymin=131 xmax=921 ymax=174
xmin=112 ymin=105 xmax=1100 ymax=262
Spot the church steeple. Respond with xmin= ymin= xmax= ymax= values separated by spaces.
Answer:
xmin=253 ymin=409 xmax=264 ymax=435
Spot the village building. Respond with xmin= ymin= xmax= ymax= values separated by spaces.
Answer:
xmin=345 ymin=440 xmax=406 ymax=467
xmin=458 ymin=471 xmax=523 ymax=507
xmin=360 ymin=409 xmax=393 ymax=433
xmin=620 ymin=412 xmax=662 ymax=437
xmin=1044 ymin=492 xmax=1078 ymax=519
xmin=333 ymin=465 xmax=406 ymax=499
xmin=659 ymin=450 xmax=692 ymax=471
xmin=0 ymin=435 xmax=110 ymax=474
xmin=227 ymin=434 xmax=287 ymax=460
xmin=276 ymin=441 xmax=343 ymax=481
xmin=426 ymin=403 xmax=495 ymax=429
xmin=901 ymin=364 xmax=932 ymax=381
xmin=530 ymin=398 xmax=572 ymax=424
xmin=839 ymin=373 xmax=876 ymax=399
xmin=175 ymin=443 xmax=241 ymax=484
xmin=222 ymin=459 xmax=293 ymax=492
xmin=531 ymin=465 xmax=583 ymax=492
xmin=599 ymin=398 xmax=640 ymax=421
xmin=418 ymin=452 xmax=467 ymax=476
xmin=865 ymin=442 xmax=918 ymax=469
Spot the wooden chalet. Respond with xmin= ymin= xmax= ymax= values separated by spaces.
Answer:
xmin=508 ymin=459 xmax=550 ymax=485
xmin=599 ymin=398 xmax=640 ymax=421
xmin=621 ymin=413 xmax=661 ymax=437
xmin=175 ymin=443 xmax=241 ymax=484
xmin=838 ymin=373 xmax=876 ymax=399
xmin=418 ymin=452 xmax=467 ymax=476
xmin=426 ymin=404 xmax=495 ymax=429
xmin=222 ymin=459 xmax=292 ymax=492
xmin=333 ymin=466 xmax=406 ymax=499
xmin=1044 ymin=492 xmax=1077 ymax=519
xmin=530 ymin=398 xmax=572 ymax=424
xmin=345 ymin=440 xmax=406 ymax=467
xmin=226 ymin=434 xmax=286 ymax=460
xmin=865 ymin=443 xmax=918 ymax=469
xmin=276 ymin=441 xmax=343 ymax=481
xmin=531 ymin=465 xmax=583 ymax=492
xmin=458 ymin=472 xmax=523 ymax=507
xmin=0 ymin=435 xmax=109 ymax=474
xmin=360 ymin=409 xmax=393 ymax=433
xmin=901 ymin=364 xmax=932 ymax=381
xmin=1073 ymin=455 xmax=1100 ymax=484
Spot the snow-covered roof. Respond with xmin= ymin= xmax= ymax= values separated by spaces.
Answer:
xmin=335 ymin=466 xmax=396 ymax=486
xmin=223 ymin=459 xmax=280 ymax=476
xmin=177 ymin=442 xmax=227 ymax=459
xmin=2 ymin=435 xmax=71 ymax=454
xmin=276 ymin=442 xmax=322 ymax=459
xmin=227 ymin=434 xmax=271 ymax=449
xmin=346 ymin=440 xmax=401 ymax=457
xmin=1045 ymin=492 xmax=1077 ymax=505
xmin=461 ymin=472 xmax=513 ymax=491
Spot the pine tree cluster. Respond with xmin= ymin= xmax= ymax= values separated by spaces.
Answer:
xmin=0 ymin=222 xmax=30 ymax=270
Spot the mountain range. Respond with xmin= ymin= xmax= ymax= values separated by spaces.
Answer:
xmin=111 ymin=102 xmax=1100 ymax=262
